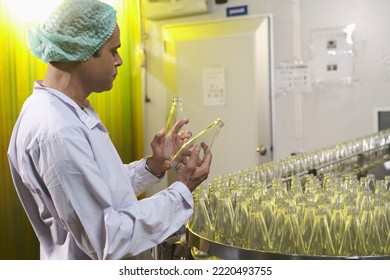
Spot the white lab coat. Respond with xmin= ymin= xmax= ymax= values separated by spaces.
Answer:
xmin=7 ymin=81 xmax=194 ymax=259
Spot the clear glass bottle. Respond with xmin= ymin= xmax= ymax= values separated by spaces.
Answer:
xmin=246 ymin=204 xmax=271 ymax=251
xmin=260 ymin=192 xmax=274 ymax=231
xmin=230 ymin=195 xmax=250 ymax=248
xmin=163 ymin=96 xmax=187 ymax=160
xmin=213 ymin=192 xmax=234 ymax=245
xmin=338 ymin=207 xmax=366 ymax=256
xmin=268 ymin=198 xmax=287 ymax=252
xmin=360 ymin=202 xmax=383 ymax=256
xmin=329 ymin=201 xmax=344 ymax=255
xmin=188 ymin=188 xmax=214 ymax=241
xmin=300 ymin=200 xmax=317 ymax=252
xmin=277 ymin=206 xmax=305 ymax=255
xmin=307 ymin=207 xmax=335 ymax=256
xmin=372 ymin=193 xmax=390 ymax=253
xmin=170 ymin=118 xmax=224 ymax=173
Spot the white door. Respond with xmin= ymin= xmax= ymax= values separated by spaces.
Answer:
xmin=162 ymin=15 xmax=273 ymax=183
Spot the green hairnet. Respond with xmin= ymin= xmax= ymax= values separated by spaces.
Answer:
xmin=28 ymin=0 xmax=117 ymax=63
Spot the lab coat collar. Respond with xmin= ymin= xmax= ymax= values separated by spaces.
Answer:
xmin=33 ymin=81 xmax=104 ymax=131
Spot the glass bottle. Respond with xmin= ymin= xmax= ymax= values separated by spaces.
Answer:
xmin=360 ymin=202 xmax=382 ymax=256
xmin=163 ymin=96 xmax=187 ymax=160
xmin=316 ymin=192 xmax=332 ymax=223
xmin=268 ymin=198 xmax=287 ymax=252
xmin=188 ymin=188 xmax=214 ymax=241
xmin=207 ymin=182 xmax=219 ymax=224
xmin=213 ymin=192 xmax=234 ymax=245
xmin=307 ymin=207 xmax=335 ymax=256
xmin=338 ymin=207 xmax=366 ymax=256
xmin=260 ymin=192 xmax=274 ymax=231
xmin=170 ymin=118 xmax=224 ymax=173
xmin=295 ymin=193 xmax=306 ymax=227
xmin=300 ymin=200 xmax=317 ymax=252
xmin=277 ymin=206 xmax=305 ymax=255
xmin=329 ymin=201 xmax=344 ymax=255
xmin=230 ymin=195 xmax=250 ymax=248
xmin=372 ymin=193 xmax=390 ymax=253
xmin=246 ymin=204 xmax=271 ymax=251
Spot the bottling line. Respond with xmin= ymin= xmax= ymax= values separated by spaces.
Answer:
xmin=160 ymin=129 xmax=390 ymax=260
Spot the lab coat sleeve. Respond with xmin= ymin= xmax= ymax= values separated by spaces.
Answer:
xmin=123 ymin=158 xmax=163 ymax=197
xmin=38 ymin=127 xmax=194 ymax=259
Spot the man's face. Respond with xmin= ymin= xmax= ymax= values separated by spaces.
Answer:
xmin=79 ymin=24 xmax=122 ymax=93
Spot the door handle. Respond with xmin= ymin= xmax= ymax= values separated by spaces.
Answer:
xmin=256 ymin=145 xmax=267 ymax=156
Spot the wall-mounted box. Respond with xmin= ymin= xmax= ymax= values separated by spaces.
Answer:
xmin=143 ymin=0 xmax=210 ymax=20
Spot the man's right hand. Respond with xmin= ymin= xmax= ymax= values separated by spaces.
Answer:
xmin=177 ymin=145 xmax=212 ymax=192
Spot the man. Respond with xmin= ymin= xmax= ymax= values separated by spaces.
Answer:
xmin=7 ymin=0 xmax=212 ymax=260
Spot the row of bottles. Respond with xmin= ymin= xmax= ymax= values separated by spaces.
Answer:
xmin=190 ymin=172 xmax=390 ymax=257
xmin=188 ymin=128 xmax=390 ymax=258
xmin=256 ymin=128 xmax=390 ymax=182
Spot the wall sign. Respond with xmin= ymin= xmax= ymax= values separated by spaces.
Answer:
xmin=226 ymin=5 xmax=248 ymax=17
xmin=203 ymin=67 xmax=226 ymax=106
xmin=275 ymin=62 xmax=311 ymax=93
xmin=310 ymin=24 xmax=356 ymax=84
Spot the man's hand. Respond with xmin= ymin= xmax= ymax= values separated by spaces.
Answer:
xmin=177 ymin=144 xmax=212 ymax=192
xmin=147 ymin=119 xmax=191 ymax=176
xmin=163 ymin=118 xmax=191 ymax=160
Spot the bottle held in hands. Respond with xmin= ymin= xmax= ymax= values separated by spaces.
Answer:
xmin=171 ymin=118 xmax=224 ymax=173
